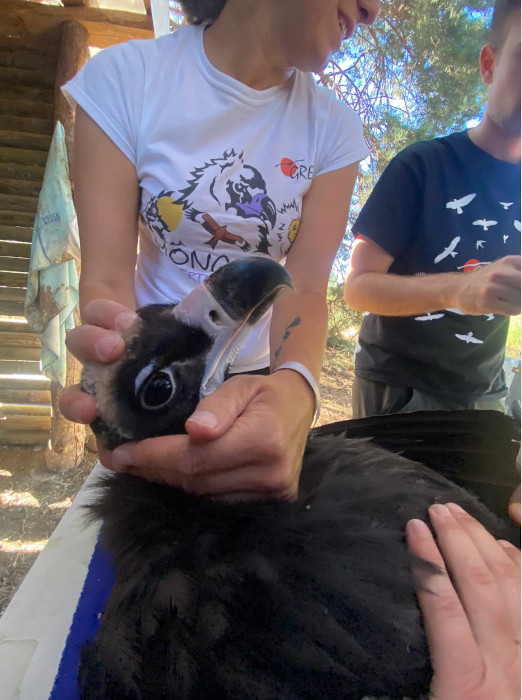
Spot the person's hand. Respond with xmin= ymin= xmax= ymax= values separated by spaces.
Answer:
xmin=60 ymin=299 xmax=138 ymax=424
xmin=100 ymin=370 xmax=314 ymax=500
xmin=406 ymin=503 xmax=521 ymax=700
xmin=453 ymin=254 xmax=521 ymax=316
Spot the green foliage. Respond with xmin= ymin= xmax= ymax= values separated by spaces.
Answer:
xmin=506 ymin=316 xmax=521 ymax=360
xmin=326 ymin=280 xmax=364 ymax=350
xmin=322 ymin=0 xmax=492 ymax=270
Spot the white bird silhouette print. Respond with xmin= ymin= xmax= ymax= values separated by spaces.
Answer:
xmin=515 ymin=220 xmax=521 ymax=232
xmin=434 ymin=236 xmax=460 ymax=264
xmin=473 ymin=219 xmax=497 ymax=231
xmin=503 ymin=235 xmax=509 ymax=244
xmin=485 ymin=314 xmax=495 ymax=321
xmin=456 ymin=260 xmax=489 ymax=271
xmin=476 ymin=240 xmax=486 ymax=249
xmin=414 ymin=312 xmax=445 ymax=321
xmin=446 ymin=193 xmax=476 ymax=214
xmin=455 ymin=331 xmax=483 ymax=344
xmin=500 ymin=202 xmax=513 ymax=210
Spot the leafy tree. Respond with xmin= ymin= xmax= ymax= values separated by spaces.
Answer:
xmin=322 ymin=0 xmax=493 ymax=269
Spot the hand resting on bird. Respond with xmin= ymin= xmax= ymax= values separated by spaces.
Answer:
xmin=407 ymin=504 xmax=521 ymax=700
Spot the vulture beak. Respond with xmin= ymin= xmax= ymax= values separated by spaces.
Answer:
xmin=173 ymin=257 xmax=293 ymax=397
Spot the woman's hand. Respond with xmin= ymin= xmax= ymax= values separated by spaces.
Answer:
xmin=101 ymin=370 xmax=314 ymax=500
xmin=406 ymin=503 xmax=521 ymax=700
xmin=62 ymin=299 xmax=314 ymax=500
xmin=60 ymin=299 xmax=138 ymax=424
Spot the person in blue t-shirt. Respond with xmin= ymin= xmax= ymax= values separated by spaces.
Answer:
xmin=345 ymin=0 xmax=521 ymax=419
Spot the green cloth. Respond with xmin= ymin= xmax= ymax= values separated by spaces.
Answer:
xmin=25 ymin=121 xmax=80 ymax=387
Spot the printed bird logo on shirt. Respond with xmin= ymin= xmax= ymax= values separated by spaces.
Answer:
xmin=434 ymin=236 xmax=460 ymax=264
xmin=446 ymin=193 xmax=476 ymax=214
xmin=175 ymin=149 xmax=277 ymax=254
xmin=473 ymin=219 xmax=497 ymax=231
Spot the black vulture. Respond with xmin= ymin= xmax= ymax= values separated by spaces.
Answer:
xmin=78 ymin=257 xmax=519 ymax=700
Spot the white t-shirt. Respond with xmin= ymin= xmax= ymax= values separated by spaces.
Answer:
xmin=64 ymin=25 xmax=369 ymax=371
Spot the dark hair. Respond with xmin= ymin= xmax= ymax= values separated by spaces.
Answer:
xmin=490 ymin=0 xmax=520 ymax=49
xmin=179 ymin=0 xmax=227 ymax=25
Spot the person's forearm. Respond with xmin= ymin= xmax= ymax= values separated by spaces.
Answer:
xmin=79 ymin=278 xmax=136 ymax=318
xmin=270 ymin=289 xmax=327 ymax=381
xmin=344 ymin=270 xmax=463 ymax=316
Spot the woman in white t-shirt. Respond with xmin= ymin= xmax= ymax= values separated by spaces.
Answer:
xmin=61 ymin=0 xmax=379 ymax=498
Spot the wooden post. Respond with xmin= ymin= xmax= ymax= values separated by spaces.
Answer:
xmin=45 ymin=20 xmax=90 ymax=471
xmin=53 ymin=19 xmax=90 ymax=169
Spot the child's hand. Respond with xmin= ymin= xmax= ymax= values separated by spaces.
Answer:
xmin=407 ymin=503 xmax=520 ymax=700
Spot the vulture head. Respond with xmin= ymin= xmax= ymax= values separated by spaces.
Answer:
xmin=81 ymin=257 xmax=292 ymax=449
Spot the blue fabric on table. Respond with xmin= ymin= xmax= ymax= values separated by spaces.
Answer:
xmin=49 ymin=534 xmax=116 ymax=700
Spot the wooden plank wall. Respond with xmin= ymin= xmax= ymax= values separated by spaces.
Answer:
xmin=0 ymin=1 xmax=153 ymax=449
xmin=0 ymin=32 xmax=56 ymax=446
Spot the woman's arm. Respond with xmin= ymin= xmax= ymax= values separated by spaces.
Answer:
xmin=271 ymin=162 xmax=359 ymax=381
xmin=60 ymin=107 xmax=140 ymax=423
xmin=74 ymin=106 xmax=139 ymax=313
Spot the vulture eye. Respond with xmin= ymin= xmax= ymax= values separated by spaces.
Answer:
xmin=139 ymin=368 xmax=176 ymax=410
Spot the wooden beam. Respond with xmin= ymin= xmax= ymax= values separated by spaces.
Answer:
xmin=0 ymin=403 xmax=49 ymax=416
xmin=0 ymin=178 xmax=42 ymax=198
xmin=0 ymin=47 xmax=56 ymax=72
xmin=54 ymin=20 xmax=90 ymax=165
xmin=81 ymin=20 xmax=153 ymax=47
xmin=0 ymin=300 xmax=25 ymax=316
xmin=0 ymin=161 xmax=45 ymax=183
xmin=1 ymin=1 xmax=154 ymax=35
xmin=0 ymin=114 xmax=54 ymax=136
xmin=0 ymin=145 xmax=49 ymax=166
xmin=0 ymin=193 xmax=39 ymax=213
xmin=0 ymin=345 xmax=40 ymax=361
xmin=0 ymin=240 xmax=32 ymax=258
xmin=0 ymin=130 xmax=52 ymax=151
xmin=0 ymin=97 xmax=53 ymax=119
xmin=0 ymin=288 xmax=26 ymax=303
xmin=0 ymin=359 xmax=40 ymax=373
xmin=0 ymin=211 xmax=35 ymax=226
xmin=0 ymin=83 xmax=54 ymax=105
xmin=0 ymin=429 xmax=50 ymax=445
xmin=1 ymin=388 xmax=51 ymax=404
xmin=0 ymin=65 xmax=55 ymax=89
xmin=0 ymin=331 xmax=40 ymax=347
xmin=0 ymin=255 xmax=30 ymax=273
xmin=0 ymin=225 xmax=34 ymax=243
xmin=0 ymin=376 xmax=50 ymax=391
xmin=0 ymin=270 xmax=28 ymax=287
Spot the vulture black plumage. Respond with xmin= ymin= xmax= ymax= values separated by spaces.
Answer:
xmin=78 ymin=257 xmax=520 ymax=700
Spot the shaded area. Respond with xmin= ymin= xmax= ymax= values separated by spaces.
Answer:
xmin=0 ymin=446 xmax=97 ymax=615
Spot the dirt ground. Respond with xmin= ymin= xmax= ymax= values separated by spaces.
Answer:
xmin=0 ymin=346 xmax=355 ymax=616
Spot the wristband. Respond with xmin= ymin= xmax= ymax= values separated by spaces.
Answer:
xmin=274 ymin=361 xmax=321 ymax=425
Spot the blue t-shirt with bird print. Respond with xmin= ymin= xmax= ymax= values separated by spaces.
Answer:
xmin=353 ymin=130 xmax=521 ymax=402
